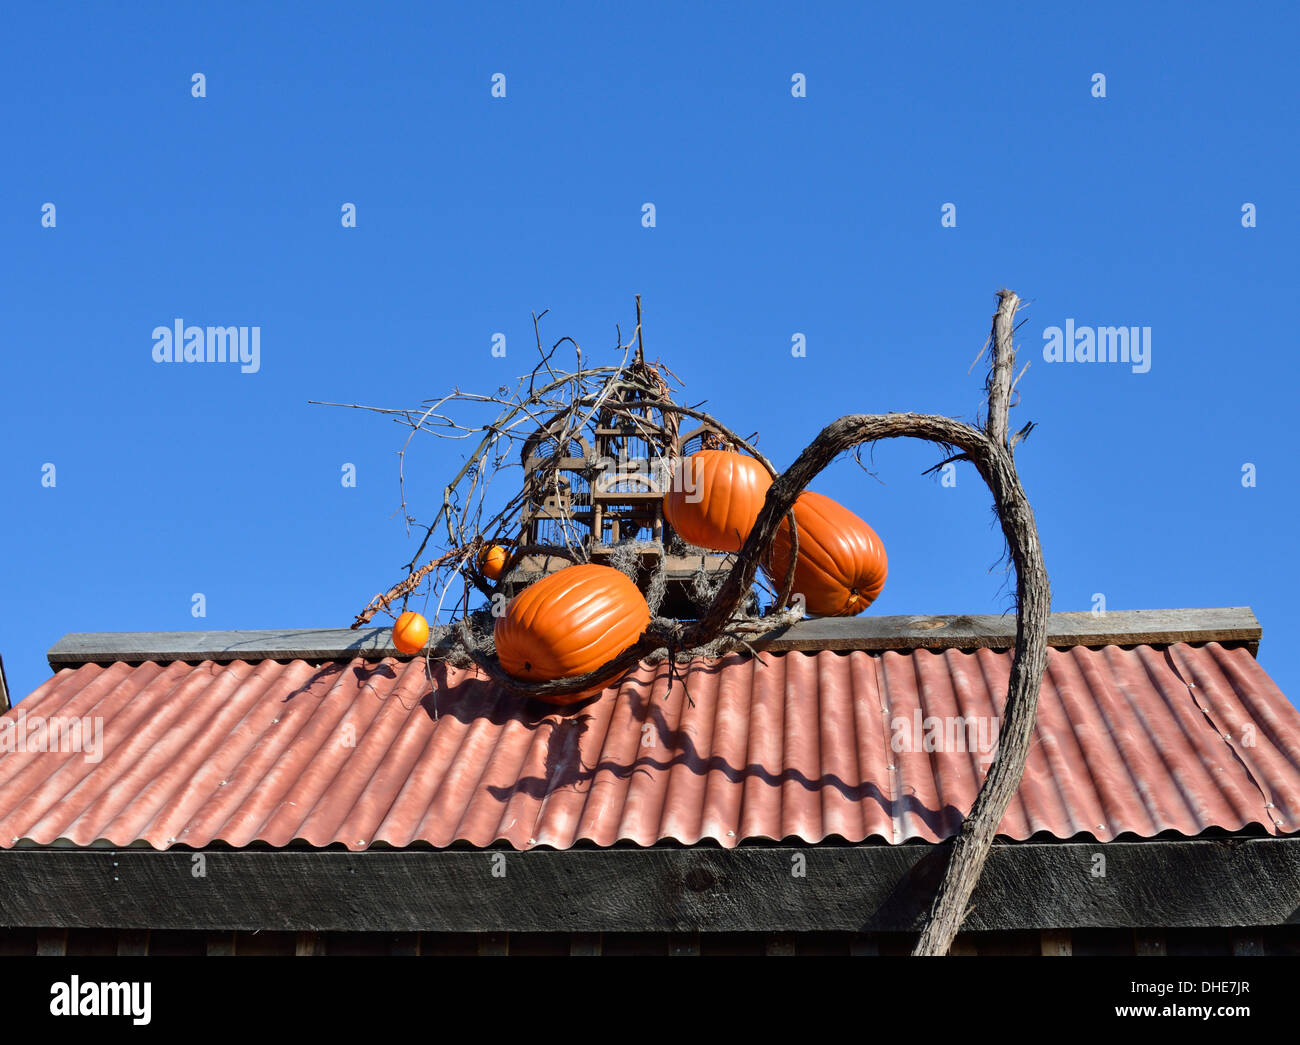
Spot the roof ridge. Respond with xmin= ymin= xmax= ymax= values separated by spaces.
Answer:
xmin=44 ymin=608 xmax=1261 ymax=668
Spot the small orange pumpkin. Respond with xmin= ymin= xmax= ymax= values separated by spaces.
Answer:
xmin=479 ymin=544 xmax=509 ymax=580
xmin=494 ymin=563 xmax=650 ymax=704
xmin=663 ymin=449 xmax=773 ymax=553
xmin=765 ymin=491 xmax=887 ymax=616
xmin=392 ymin=610 xmax=430 ymax=654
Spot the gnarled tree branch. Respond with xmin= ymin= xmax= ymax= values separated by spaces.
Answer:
xmin=336 ymin=291 xmax=1050 ymax=954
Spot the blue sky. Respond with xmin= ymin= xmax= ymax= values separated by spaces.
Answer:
xmin=2 ymin=1 xmax=1297 ymax=704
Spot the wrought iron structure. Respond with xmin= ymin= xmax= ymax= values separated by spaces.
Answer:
xmin=502 ymin=349 xmax=741 ymax=617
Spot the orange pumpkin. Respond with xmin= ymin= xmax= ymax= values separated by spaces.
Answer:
xmin=479 ymin=544 xmax=509 ymax=580
xmin=392 ymin=610 xmax=430 ymax=654
xmin=765 ymin=491 xmax=887 ymax=616
xmin=663 ymin=449 xmax=773 ymax=553
xmin=494 ymin=563 xmax=651 ymax=704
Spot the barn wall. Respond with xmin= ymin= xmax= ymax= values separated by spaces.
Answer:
xmin=4 ymin=927 xmax=1298 ymax=956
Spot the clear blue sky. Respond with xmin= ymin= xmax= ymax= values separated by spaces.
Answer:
xmin=3 ymin=2 xmax=1297 ymax=704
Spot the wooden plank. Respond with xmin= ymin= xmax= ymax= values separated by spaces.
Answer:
xmin=35 ymin=928 xmax=67 ymax=956
xmin=48 ymin=627 xmax=407 ymax=666
xmin=46 ymin=608 xmax=1261 ymax=669
xmin=765 ymin=934 xmax=797 ymax=955
xmin=589 ymin=490 xmax=665 ymax=502
xmin=1231 ymin=932 xmax=1266 ymax=956
xmin=0 ymin=929 xmax=36 ymax=955
xmin=669 ymin=932 xmax=700 ymax=955
xmin=849 ymin=933 xmax=880 ymax=956
xmin=295 ymin=931 xmax=325 ymax=956
xmin=116 ymin=929 xmax=150 ymax=955
xmin=523 ymin=456 xmax=589 ymax=471
xmin=388 ymin=932 xmax=421 ymax=956
xmin=750 ymin=607 xmax=1261 ymax=655
xmin=569 ymin=933 xmax=602 ymax=955
xmin=1134 ymin=929 xmax=1167 ymax=956
xmin=1040 ymin=929 xmax=1072 ymax=956
xmin=5 ymin=839 xmax=1300 ymax=935
xmin=949 ymin=935 xmax=978 ymax=955
xmin=477 ymin=932 xmax=508 ymax=955
xmin=234 ymin=930 xmax=294 ymax=956
xmin=65 ymin=929 xmax=119 ymax=956
xmin=206 ymin=932 xmax=236 ymax=956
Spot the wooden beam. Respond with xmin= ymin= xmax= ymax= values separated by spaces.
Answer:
xmin=849 ymin=934 xmax=880 ymax=956
xmin=35 ymin=929 xmax=67 ymax=956
xmin=1133 ymin=929 xmax=1167 ymax=956
xmin=669 ymin=932 xmax=700 ymax=955
xmin=569 ymin=933 xmax=601 ymax=955
xmin=1231 ymin=932 xmax=1266 ymax=956
xmin=295 ymin=931 xmax=325 ymax=956
xmin=116 ymin=929 xmax=149 ymax=955
xmin=477 ymin=932 xmax=508 ymax=955
xmin=388 ymin=932 xmax=420 ymax=956
xmin=46 ymin=607 xmax=1261 ymax=669
xmin=206 ymin=932 xmax=236 ymax=956
xmin=3 ymin=838 xmax=1298 ymax=935
xmin=765 ymin=934 xmax=797 ymax=955
xmin=750 ymin=607 xmax=1261 ymax=655
xmin=1040 ymin=929 xmax=1072 ymax=955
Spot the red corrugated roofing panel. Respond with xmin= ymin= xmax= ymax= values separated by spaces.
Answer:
xmin=1 ymin=642 xmax=1296 ymax=850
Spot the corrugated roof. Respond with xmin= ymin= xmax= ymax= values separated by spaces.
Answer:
xmin=2 ymin=635 xmax=1297 ymax=851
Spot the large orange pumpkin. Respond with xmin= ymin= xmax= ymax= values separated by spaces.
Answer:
xmin=392 ymin=610 xmax=430 ymax=654
xmin=494 ymin=563 xmax=651 ymax=704
xmin=479 ymin=544 xmax=509 ymax=580
xmin=765 ymin=491 xmax=887 ymax=616
xmin=663 ymin=449 xmax=772 ymax=553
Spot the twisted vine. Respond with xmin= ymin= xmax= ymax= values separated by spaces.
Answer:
xmin=339 ymin=290 xmax=1050 ymax=955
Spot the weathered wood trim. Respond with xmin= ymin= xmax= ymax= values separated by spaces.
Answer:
xmin=1133 ymin=929 xmax=1167 ymax=956
xmin=569 ymin=932 xmax=601 ymax=955
xmin=295 ymin=931 xmax=324 ymax=957
xmin=751 ymin=607 xmax=1260 ymax=654
xmin=206 ymin=932 xmax=235 ymax=956
xmin=1040 ymin=929 xmax=1072 ymax=956
xmin=35 ymin=928 xmax=66 ymax=955
xmin=1231 ymin=932 xmax=1265 ymax=956
xmin=1 ymin=838 xmax=1296 ymax=934
xmin=477 ymin=932 xmax=508 ymax=956
xmin=115 ymin=929 xmax=149 ymax=956
xmin=46 ymin=607 xmax=1261 ymax=669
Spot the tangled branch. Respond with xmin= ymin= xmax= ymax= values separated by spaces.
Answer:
xmin=320 ymin=291 xmax=1050 ymax=955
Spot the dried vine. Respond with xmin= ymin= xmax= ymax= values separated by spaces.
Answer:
xmin=320 ymin=291 xmax=1049 ymax=955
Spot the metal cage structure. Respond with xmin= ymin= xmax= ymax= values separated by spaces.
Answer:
xmin=502 ymin=366 xmax=743 ymax=618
